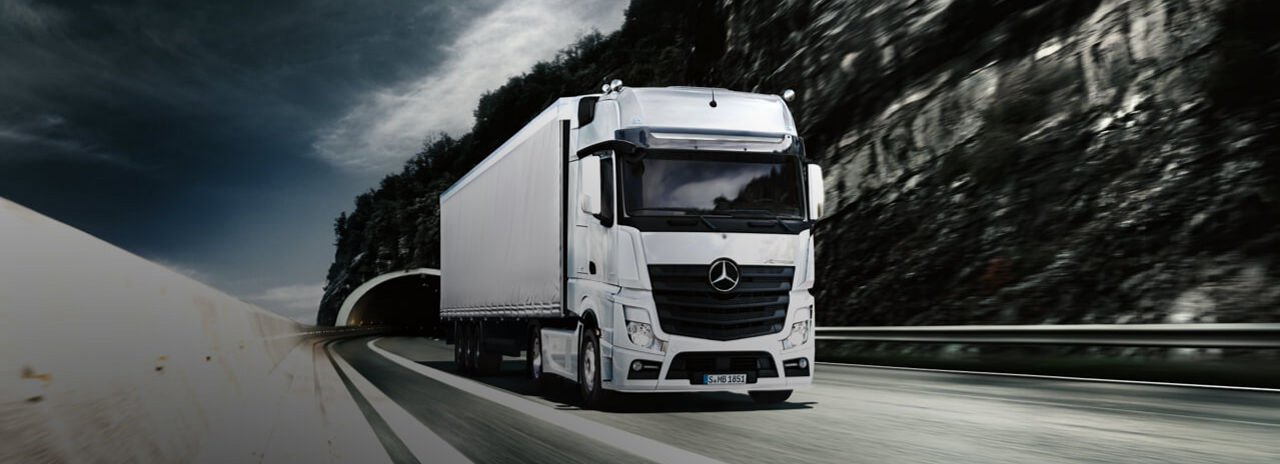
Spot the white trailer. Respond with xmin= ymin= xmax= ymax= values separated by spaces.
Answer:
xmin=441 ymin=83 xmax=825 ymax=408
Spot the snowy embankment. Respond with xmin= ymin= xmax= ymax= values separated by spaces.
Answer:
xmin=0 ymin=198 xmax=386 ymax=463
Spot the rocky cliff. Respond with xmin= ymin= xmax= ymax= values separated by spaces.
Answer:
xmin=321 ymin=0 xmax=1280 ymax=326
xmin=716 ymin=0 xmax=1280 ymax=325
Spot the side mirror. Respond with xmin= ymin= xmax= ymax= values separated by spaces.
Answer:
xmin=807 ymin=164 xmax=825 ymax=220
xmin=580 ymin=156 xmax=602 ymax=216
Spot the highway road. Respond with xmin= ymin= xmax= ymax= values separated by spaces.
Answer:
xmin=328 ymin=335 xmax=1280 ymax=463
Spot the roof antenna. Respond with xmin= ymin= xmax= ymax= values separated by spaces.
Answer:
xmin=709 ymin=89 xmax=718 ymax=108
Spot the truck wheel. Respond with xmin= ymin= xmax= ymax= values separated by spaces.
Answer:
xmin=748 ymin=390 xmax=792 ymax=404
xmin=528 ymin=325 xmax=552 ymax=391
xmin=466 ymin=322 xmax=482 ymax=375
xmin=578 ymin=327 xmax=609 ymax=409
xmin=453 ymin=322 xmax=464 ymax=371
xmin=457 ymin=321 xmax=473 ymax=373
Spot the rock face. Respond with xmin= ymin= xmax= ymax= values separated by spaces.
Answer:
xmin=711 ymin=0 xmax=1280 ymax=324
xmin=320 ymin=0 xmax=1280 ymax=326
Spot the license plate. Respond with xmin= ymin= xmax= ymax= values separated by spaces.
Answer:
xmin=703 ymin=373 xmax=748 ymax=385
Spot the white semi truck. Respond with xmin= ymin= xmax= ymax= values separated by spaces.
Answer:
xmin=440 ymin=82 xmax=824 ymax=407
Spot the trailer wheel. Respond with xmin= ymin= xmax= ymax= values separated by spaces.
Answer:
xmin=458 ymin=321 xmax=474 ymax=373
xmin=578 ymin=326 xmax=609 ymax=409
xmin=748 ymin=390 xmax=792 ymax=404
xmin=453 ymin=322 xmax=464 ymax=371
xmin=466 ymin=322 xmax=482 ymax=375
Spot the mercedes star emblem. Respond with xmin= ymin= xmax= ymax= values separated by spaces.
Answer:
xmin=708 ymin=258 xmax=740 ymax=292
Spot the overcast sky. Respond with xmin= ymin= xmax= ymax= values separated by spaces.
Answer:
xmin=0 ymin=0 xmax=627 ymax=322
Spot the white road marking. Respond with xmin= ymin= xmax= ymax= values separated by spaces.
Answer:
xmin=818 ymin=361 xmax=1280 ymax=393
xmin=818 ymin=363 xmax=1280 ymax=428
xmin=367 ymin=338 xmax=728 ymax=464
xmin=327 ymin=343 xmax=472 ymax=464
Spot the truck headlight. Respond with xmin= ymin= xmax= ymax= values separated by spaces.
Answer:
xmin=626 ymin=321 xmax=665 ymax=352
xmin=782 ymin=309 xmax=812 ymax=350
xmin=627 ymin=321 xmax=654 ymax=347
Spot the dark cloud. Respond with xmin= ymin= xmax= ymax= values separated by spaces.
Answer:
xmin=1 ymin=0 xmax=627 ymax=321
xmin=2 ymin=0 xmax=625 ymax=320
xmin=1 ymin=0 xmax=500 ymax=220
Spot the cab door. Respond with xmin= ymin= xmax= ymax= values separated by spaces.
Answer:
xmin=573 ymin=151 xmax=615 ymax=283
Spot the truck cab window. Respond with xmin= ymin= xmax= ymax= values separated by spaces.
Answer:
xmin=620 ymin=151 xmax=804 ymax=219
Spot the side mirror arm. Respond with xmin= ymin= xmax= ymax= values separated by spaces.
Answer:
xmin=576 ymin=139 xmax=638 ymax=159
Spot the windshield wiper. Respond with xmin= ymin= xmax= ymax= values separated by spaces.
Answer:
xmin=714 ymin=209 xmax=798 ymax=232
xmin=629 ymin=207 xmax=720 ymax=231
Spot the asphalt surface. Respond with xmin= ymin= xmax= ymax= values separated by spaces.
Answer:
xmin=332 ymin=336 xmax=1280 ymax=464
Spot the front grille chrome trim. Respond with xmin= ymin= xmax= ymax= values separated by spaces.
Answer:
xmin=648 ymin=264 xmax=793 ymax=341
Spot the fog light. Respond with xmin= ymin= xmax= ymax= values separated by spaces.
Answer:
xmin=631 ymin=360 xmax=643 ymax=372
xmin=799 ymin=358 xmax=808 ymax=369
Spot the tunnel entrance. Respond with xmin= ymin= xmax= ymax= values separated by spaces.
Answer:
xmin=337 ymin=269 xmax=440 ymax=332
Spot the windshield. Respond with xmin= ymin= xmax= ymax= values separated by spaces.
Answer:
xmin=620 ymin=151 xmax=805 ymax=219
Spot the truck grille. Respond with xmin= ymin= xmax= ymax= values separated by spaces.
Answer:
xmin=648 ymin=264 xmax=793 ymax=341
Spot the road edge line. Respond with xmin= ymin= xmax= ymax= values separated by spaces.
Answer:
xmin=367 ymin=337 xmax=727 ymax=464
xmin=327 ymin=341 xmax=472 ymax=463
xmin=816 ymin=362 xmax=1280 ymax=393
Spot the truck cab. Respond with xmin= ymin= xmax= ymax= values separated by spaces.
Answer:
xmin=551 ymin=85 xmax=824 ymax=405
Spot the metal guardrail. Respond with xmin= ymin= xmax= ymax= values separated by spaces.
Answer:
xmin=815 ymin=323 xmax=1280 ymax=348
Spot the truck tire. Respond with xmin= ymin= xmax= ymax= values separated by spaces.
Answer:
xmin=453 ymin=322 xmax=465 ymax=371
xmin=475 ymin=322 xmax=502 ymax=376
xmin=457 ymin=321 xmax=473 ymax=373
xmin=578 ymin=327 xmax=609 ymax=410
xmin=466 ymin=322 xmax=482 ymax=375
xmin=748 ymin=390 xmax=792 ymax=404
xmin=527 ymin=324 xmax=552 ymax=391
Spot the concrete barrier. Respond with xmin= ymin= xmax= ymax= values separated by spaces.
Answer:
xmin=0 ymin=198 xmax=389 ymax=463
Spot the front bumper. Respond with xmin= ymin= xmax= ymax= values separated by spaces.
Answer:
xmin=604 ymin=334 xmax=815 ymax=393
